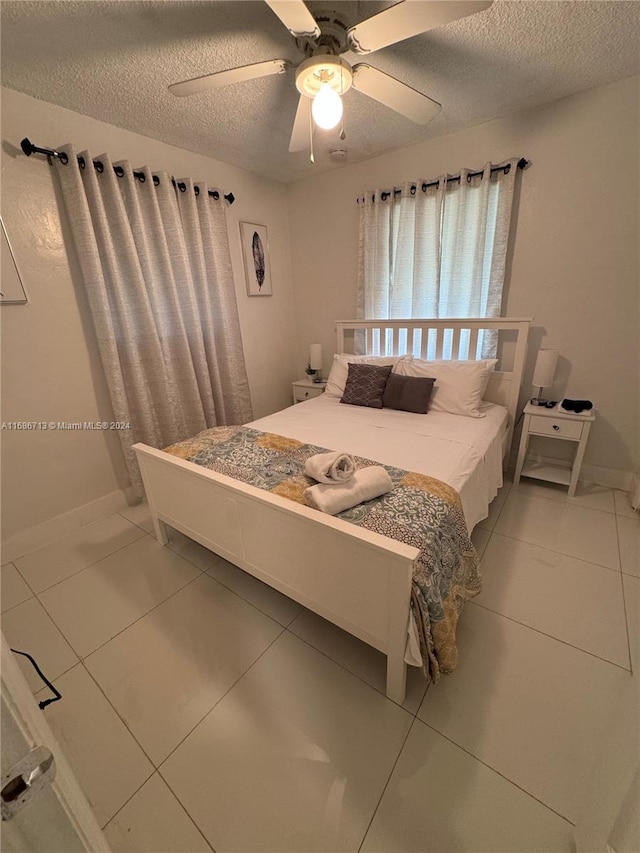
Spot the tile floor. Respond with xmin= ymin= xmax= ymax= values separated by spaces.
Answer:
xmin=1 ymin=477 xmax=638 ymax=852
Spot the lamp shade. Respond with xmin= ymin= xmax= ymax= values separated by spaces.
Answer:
xmin=309 ymin=343 xmax=323 ymax=371
xmin=532 ymin=348 xmax=558 ymax=389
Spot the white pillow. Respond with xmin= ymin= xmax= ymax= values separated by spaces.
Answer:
xmin=325 ymin=354 xmax=410 ymax=398
xmin=394 ymin=358 xmax=498 ymax=418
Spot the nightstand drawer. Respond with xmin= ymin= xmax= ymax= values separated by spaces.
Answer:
xmin=294 ymin=388 xmax=316 ymax=402
xmin=292 ymin=379 xmax=326 ymax=404
xmin=529 ymin=415 xmax=583 ymax=440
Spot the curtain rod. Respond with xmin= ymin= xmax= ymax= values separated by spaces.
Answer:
xmin=356 ymin=157 xmax=528 ymax=204
xmin=20 ymin=137 xmax=235 ymax=205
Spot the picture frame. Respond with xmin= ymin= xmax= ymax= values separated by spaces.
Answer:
xmin=240 ymin=221 xmax=272 ymax=296
xmin=1 ymin=217 xmax=28 ymax=305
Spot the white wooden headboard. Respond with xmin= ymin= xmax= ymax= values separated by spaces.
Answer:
xmin=335 ymin=317 xmax=532 ymax=459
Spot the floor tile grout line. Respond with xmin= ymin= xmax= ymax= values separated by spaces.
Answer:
xmin=284 ymin=621 xmax=426 ymax=715
xmin=165 ymin=537 xmax=225 ymax=575
xmin=17 ymin=525 xmax=148 ymax=595
xmin=13 ymin=509 xmax=146 ymax=560
xmin=156 ymin=771 xmax=218 ymax=853
xmin=415 ymin=717 xmax=577 ymax=827
xmin=8 ymin=502 xmax=155 ymax=570
xmin=102 ymin=769 xmax=216 ymax=853
xmin=166 ymin=535 xmax=305 ymax=629
xmin=185 ymin=559 xmax=305 ymax=632
xmin=357 ymin=716 xmax=418 ymax=853
xmin=619 ymin=574 xmax=634 ymax=675
xmin=77 ymin=660 xmax=158 ymax=808
xmin=46 ymin=560 xmax=289 ymax=768
xmin=4 ymin=593 xmax=83 ymax=691
xmin=487 ymin=528 xmax=622 ymax=575
xmin=29 ymin=602 xmax=160 ymax=772
xmin=25 ymin=655 xmax=157 ymax=830
xmin=621 ymin=568 xmax=640 ymax=579
xmin=156 ymin=624 xmax=289 ymax=770
xmin=202 ymin=563 xmax=303 ymax=630
xmin=466 ymin=598 xmax=632 ymax=673
xmin=29 ymin=657 xmax=81 ymax=698
xmin=31 ymin=531 xmax=259 ymax=666
xmin=68 ymin=568 xmax=206 ymax=662
xmin=1 ymin=557 xmax=41 ymax=603
xmin=2 ymin=516 xmax=114 ymax=564
xmin=1 ymin=592 xmax=37 ymax=617
xmin=116 ymin=509 xmax=155 ymax=535
xmin=615 ymin=512 xmax=635 ymax=674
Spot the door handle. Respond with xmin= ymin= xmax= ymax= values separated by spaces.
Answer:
xmin=1 ymin=746 xmax=56 ymax=820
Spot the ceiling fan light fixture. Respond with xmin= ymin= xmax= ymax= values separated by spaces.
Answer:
xmin=295 ymin=55 xmax=352 ymax=98
xmin=311 ymin=84 xmax=343 ymax=130
xmin=295 ymin=55 xmax=352 ymax=132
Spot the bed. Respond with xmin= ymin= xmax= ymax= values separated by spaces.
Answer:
xmin=134 ymin=318 xmax=530 ymax=703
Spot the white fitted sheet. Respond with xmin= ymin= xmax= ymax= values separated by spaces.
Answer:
xmin=249 ymin=395 xmax=508 ymax=533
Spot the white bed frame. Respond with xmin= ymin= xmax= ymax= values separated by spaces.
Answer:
xmin=134 ymin=318 xmax=530 ymax=704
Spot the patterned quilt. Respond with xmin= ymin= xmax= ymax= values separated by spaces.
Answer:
xmin=164 ymin=426 xmax=481 ymax=684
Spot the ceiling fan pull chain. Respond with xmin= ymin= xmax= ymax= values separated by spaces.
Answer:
xmin=309 ymin=103 xmax=315 ymax=164
xmin=339 ymin=65 xmax=346 ymax=141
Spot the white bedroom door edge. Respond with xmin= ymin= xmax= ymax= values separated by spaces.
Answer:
xmin=0 ymin=635 xmax=110 ymax=852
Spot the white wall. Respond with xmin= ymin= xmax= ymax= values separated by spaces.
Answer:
xmin=1 ymin=87 xmax=298 ymax=540
xmin=287 ymin=75 xmax=640 ymax=483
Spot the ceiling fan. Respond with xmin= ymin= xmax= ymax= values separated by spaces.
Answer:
xmin=168 ymin=0 xmax=493 ymax=156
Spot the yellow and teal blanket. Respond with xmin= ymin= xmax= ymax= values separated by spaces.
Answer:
xmin=165 ymin=426 xmax=481 ymax=684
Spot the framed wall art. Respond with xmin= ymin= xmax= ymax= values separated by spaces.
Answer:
xmin=240 ymin=221 xmax=272 ymax=296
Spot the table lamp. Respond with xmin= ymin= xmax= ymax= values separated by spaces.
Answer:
xmin=309 ymin=343 xmax=323 ymax=383
xmin=531 ymin=348 xmax=558 ymax=407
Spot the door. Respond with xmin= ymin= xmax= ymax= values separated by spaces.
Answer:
xmin=0 ymin=634 xmax=109 ymax=852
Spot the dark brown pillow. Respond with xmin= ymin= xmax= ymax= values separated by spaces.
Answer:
xmin=382 ymin=373 xmax=436 ymax=414
xmin=340 ymin=363 xmax=392 ymax=408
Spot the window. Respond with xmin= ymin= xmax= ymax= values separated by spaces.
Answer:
xmin=357 ymin=159 xmax=521 ymax=358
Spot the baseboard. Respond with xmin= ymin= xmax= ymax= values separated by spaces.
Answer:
xmin=1 ymin=488 xmax=136 ymax=563
xmin=580 ymin=464 xmax=632 ymax=492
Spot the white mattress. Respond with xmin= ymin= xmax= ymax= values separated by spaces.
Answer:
xmin=249 ymin=395 xmax=508 ymax=533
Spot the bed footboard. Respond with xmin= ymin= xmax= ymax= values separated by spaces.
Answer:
xmin=134 ymin=443 xmax=418 ymax=704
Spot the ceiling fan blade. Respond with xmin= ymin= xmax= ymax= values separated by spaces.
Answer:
xmin=289 ymin=95 xmax=310 ymax=152
xmin=352 ymin=64 xmax=441 ymax=124
xmin=264 ymin=0 xmax=320 ymax=39
xmin=169 ymin=59 xmax=289 ymax=97
xmin=348 ymin=0 xmax=493 ymax=54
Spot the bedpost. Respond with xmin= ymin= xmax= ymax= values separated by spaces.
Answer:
xmin=134 ymin=446 xmax=169 ymax=545
xmin=385 ymin=559 xmax=413 ymax=704
xmin=150 ymin=516 xmax=169 ymax=546
xmin=503 ymin=319 xmax=530 ymax=466
xmin=386 ymin=650 xmax=407 ymax=705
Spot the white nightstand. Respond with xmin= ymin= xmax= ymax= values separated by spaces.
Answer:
xmin=514 ymin=401 xmax=595 ymax=497
xmin=292 ymin=378 xmax=327 ymax=404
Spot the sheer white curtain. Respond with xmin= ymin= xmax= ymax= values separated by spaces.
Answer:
xmin=357 ymin=158 xmax=520 ymax=357
xmin=54 ymin=145 xmax=252 ymax=494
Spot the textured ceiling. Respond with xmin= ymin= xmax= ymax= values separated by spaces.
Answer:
xmin=2 ymin=0 xmax=639 ymax=183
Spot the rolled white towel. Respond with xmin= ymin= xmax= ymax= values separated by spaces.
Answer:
xmin=304 ymin=451 xmax=356 ymax=484
xmin=304 ymin=466 xmax=393 ymax=515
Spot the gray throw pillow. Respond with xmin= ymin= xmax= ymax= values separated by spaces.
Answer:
xmin=340 ymin=363 xmax=392 ymax=408
xmin=382 ymin=373 xmax=436 ymax=414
